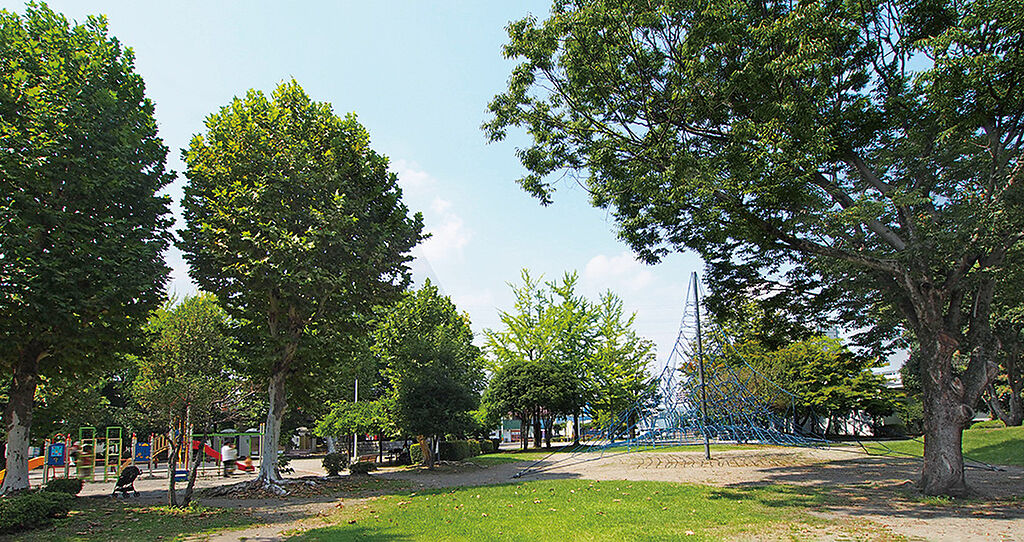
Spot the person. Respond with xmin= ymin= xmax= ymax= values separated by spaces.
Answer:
xmin=237 ymin=455 xmax=254 ymax=472
xmin=221 ymin=441 xmax=237 ymax=477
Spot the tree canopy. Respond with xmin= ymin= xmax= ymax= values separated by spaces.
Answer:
xmin=0 ymin=3 xmax=172 ymax=493
xmin=486 ymin=0 xmax=1023 ymax=495
xmin=374 ymin=281 xmax=484 ymax=467
xmin=484 ymin=270 xmax=655 ymax=447
xmin=180 ymin=80 xmax=423 ymax=484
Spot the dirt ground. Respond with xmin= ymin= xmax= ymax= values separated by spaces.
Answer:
xmin=77 ymin=446 xmax=1024 ymax=541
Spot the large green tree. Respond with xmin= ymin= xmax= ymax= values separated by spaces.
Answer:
xmin=133 ymin=293 xmax=241 ymax=507
xmin=588 ymin=292 xmax=657 ymax=440
xmin=180 ymin=80 xmax=423 ymax=486
xmin=375 ymin=282 xmax=484 ymax=468
xmin=486 ymin=0 xmax=1023 ymax=495
xmin=0 ymin=4 xmax=172 ymax=493
xmin=485 ymin=271 xmax=654 ymax=446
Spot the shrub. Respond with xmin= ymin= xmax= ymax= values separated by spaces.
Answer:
xmin=467 ymin=439 xmax=482 ymax=457
xmin=438 ymin=440 xmax=468 ymax=461
xmin=0 ymin=491 xmax=75 ymax=534
xmin=479 ymin=439 xmax=496 ymax=454
xmin=322 ymin=453 xmax=348 ymax=476
xmin=349 ymin=461 xmax=376 ymax=475
xmin=42 ymin=477 xmax=83 ymax=495
xmin=410 ymin=443 xmax=423 ymax=464
xmin=971 ymin=419 xmax=1006 ymax=429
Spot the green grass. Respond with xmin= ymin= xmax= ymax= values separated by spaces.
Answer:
xmin=5 ymin=499 xmax=258 ymax=541
xmin=860 ymin=425 xmax=1024 ymax=467
xmin=289 ymin=479 xmax=849 ymax=541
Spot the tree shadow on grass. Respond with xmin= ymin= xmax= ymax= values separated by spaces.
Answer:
xmin=724 ymin=454 xmax=1024 ymax=521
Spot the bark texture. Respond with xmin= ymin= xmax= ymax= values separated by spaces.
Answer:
xmin=257 ymin=369 xmax=288 ymax=484
xmin=1 ymin=346 xmax=42 ymax=494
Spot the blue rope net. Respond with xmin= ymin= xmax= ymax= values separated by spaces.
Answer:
xmin=513 ymin=278 xmax=826 ymax=477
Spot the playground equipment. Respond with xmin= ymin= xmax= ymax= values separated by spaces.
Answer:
xmin=75 ymin=426 xmax=125 ymax=482
xmin=514 ymin=272 xmax=826 ymax=478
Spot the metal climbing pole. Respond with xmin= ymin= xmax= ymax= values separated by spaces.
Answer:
xmin=693 ymin=272 xmax=711 ymax=460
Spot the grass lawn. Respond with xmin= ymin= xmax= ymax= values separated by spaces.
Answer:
xmin=289 ymin=479 xmax=861 ymax=541
xmin=6 ymin=498 xmax=258 ymax=542
xmin=860 ymin=425 xmax=1024 ymax=467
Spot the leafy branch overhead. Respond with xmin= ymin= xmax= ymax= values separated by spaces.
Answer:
xmin=486 ymin=0 xmax=1023 ymax=496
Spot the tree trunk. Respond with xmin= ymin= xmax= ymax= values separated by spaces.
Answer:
xmin=987 ymin=348 xmax=1023 ymax=427
xmin=167 ymin=420 xmax=179 ymax=507
xmin=181 ymin=431 xmax=207 ymax=507
xmin=573 ymin=411 xmax=580 ymax=446
xmin=918 ymin=329 xmax=972 ymax=496
xmin=326 ymin=436 xmax=337 ymax=454
xmin=1 ymin=345 xmax=42 ymax=494
xmin=532 ymin=408 xmax=542 ymax=449
xmin=257 ymin=368 xmax=288 ymax=485
xmin=519 ymin=416 xmax=528 ymax=451
xmin=417 ymin=435 xmax=434 ymax=468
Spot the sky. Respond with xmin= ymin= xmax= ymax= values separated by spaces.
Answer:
xmin=16 ymin=0 xmax=703 ymax=362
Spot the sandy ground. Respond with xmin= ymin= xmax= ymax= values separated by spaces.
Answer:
xmin=73 ymin=446 xmax=1024 ymax=541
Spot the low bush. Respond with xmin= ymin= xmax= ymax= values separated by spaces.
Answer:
xmin=322 ymin=453 xmax=349 ymax=476
xmin=0 ymin=491 xmax=75 ymax=534
xmin=438 ymin=440 xmax=484 ymax=461
xmin=42 ymin=477 xmax=83 ymax=495
xmin=971 ymin=419 xmax=1006 ymax=429
xmin=479 ymin=439 xmax=496 ymax=454
xmin=349 ymin=461 xmax=376 ymax=475
xmin=410 ymin=443 xmax=423 ymax=464
xmin=439 ymin=440 xmax=471 ymax=461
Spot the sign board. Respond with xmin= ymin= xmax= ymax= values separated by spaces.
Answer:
xmin=46 ymin=442 xmax=66 ymax=466
xmin=134 ymin=443 xmax=151 ymax=463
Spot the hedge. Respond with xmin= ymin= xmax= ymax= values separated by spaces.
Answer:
xmin=410 ymin=443 xmax=423 ymax=464
xmin=0 ymin=491 xmax=75 ymax=534
xmin=479 ymin=439 xmax=496 ymax=454
xmin=42 ymin=477 xmax=83 ymax=495
xmin=467 ymin=439 xmax=482 ymax=457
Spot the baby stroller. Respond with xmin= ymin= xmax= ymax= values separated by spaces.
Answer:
xmin=111 ymin=465 xmax=141 ymax=498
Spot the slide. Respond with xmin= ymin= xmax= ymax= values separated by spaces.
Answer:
xmin=190 ymin=440 xmax=222 ymax=461
xmin=0 ymin=456 xmax=46 ymax=485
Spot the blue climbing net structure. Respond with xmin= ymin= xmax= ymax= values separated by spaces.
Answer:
xmin=514 ymin=275 xmax=825 ymax=478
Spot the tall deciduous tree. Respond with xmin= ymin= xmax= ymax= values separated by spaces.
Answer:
xmin=133 ymin=293 xmax=241 ymax=507
xmin=486 ymin=0 xmax=1023 ymax=495
xmin=375 ymin=282 xmax=484 ymax=468
xmin=485 ymin=270 xmax=654 ymax=446
xmin=0 ymin=4 xmax=171 ymax=493
xmin=589 ymin=292 xmax=657 ymax=440
xmin=180 ymin=80 xmax=423 ymax=486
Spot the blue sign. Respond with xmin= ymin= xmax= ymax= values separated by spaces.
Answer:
xmin=47 ymin=443 xmax=66 ymax=466
xmin=134 ymin=443 xmax=151 ymax=463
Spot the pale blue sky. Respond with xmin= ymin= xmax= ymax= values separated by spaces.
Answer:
xmin=24 ymin=0 xmax=702 ymax=360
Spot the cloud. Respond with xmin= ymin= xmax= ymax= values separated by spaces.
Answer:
xmin=391 ymin=159 xmax=435 ymax=193
xmin=421 ymin=212 xmax=471 ymax=261
xmin=389 ymin=164 xmax=472 ymax=262
xmin=430 ymin=196 xmax=452 ymax=214
xmin=583 ymin=251 xmax=655 ymax=293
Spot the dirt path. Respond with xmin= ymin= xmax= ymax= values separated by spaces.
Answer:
xmin=89 ymin=449 xmax=1024 ymax=541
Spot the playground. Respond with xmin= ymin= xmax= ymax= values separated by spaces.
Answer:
xmin=2 ymin=427 xmax=265 ymax=492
